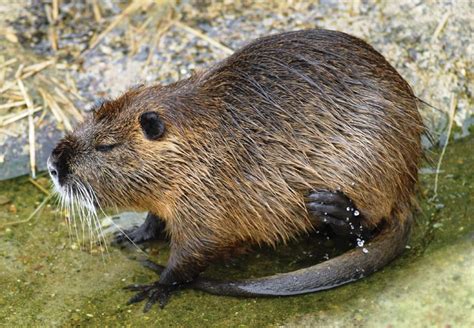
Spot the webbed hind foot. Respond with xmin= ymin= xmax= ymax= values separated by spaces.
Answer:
xmin=306 ymin=190 xmax=371 ymax=240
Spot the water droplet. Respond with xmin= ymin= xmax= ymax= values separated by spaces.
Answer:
xmin=362 ymin=247 xmax=369 ymax=254
xmin=324 ymin=212 xmax=327 ymax=215
xmin=346 ymin=207 xmax=351 ymax=211
xmin=354 ymin=210 xmax=360 ymax=216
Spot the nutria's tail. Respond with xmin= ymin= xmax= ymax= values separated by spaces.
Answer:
xmin=189 ymin=215 xmax=412 ymax=297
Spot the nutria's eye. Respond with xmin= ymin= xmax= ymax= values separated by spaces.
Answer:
xmin=139 ymin=111 xmax=165 ymax=140
xmin=95 ymin=143 xmax=119 ymax=152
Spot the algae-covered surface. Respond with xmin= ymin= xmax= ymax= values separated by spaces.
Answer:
xmin=0 ymin=135 xmax=473 ymax=327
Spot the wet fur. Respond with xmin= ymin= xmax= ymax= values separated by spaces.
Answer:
xmin=55 ymin=29 xmax=423 ymax=281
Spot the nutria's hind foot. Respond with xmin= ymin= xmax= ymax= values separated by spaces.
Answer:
xmin=306 ymin=190 xmax=371 ymax=240
xmin=113 ymin=212 xmax=166 ymax=246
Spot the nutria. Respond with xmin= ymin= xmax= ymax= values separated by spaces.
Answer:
xmin=48 ymin=29 xmax=424 ymax=311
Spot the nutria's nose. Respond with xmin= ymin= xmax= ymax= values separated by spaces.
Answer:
xmin=48 ymin=142 xmax=72 ymax=186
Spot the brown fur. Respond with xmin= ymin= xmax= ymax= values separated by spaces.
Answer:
xmin=56 ymin=29 xmax=424 ymax=278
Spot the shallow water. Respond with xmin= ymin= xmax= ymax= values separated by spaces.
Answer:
xmin=0 ymin=135 xmax=472 ymax=326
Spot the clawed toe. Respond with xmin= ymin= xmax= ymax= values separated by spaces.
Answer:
xmin=125 ymin=285 xmax=149 ymax=304
xmin=112 ymin=213 xmax=166 ymax=247
xmin=124 ymin=260 xmax=179 ymax=311
xmin=113 ymin=226 xmax=140 ymax=245
xmin=125 ymin=281 xmax=182 ymax=311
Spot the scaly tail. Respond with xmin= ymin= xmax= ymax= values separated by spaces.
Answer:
xmin=189 ymin=215 xmax=412 ymax=297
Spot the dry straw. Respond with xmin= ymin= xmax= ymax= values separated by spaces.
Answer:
xmin=17 ymin=79 xmax=37 ymax=179
xmin=431 ymin=94 xmax=457 ymax=200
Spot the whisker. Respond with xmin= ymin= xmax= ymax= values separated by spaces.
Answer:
xmin=93 ymin=192 xmax=146 ymax=256
xmin=69 ymin=186 xmax=80 ymax=247
xmin=54 ymin=179 xmax=147 ymax=260
xmin=79 ymin=183 xmax=95 ymax=250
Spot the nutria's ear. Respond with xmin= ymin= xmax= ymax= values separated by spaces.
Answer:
xmin=139 ymin=111 xmax=165 ymax=140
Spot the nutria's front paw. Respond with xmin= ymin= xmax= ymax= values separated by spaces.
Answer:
xmin=124 ymin=260 xmax=187 ymax=311
xmin=306 ymin=190 xmax=370 ymax=240
xmin=113 ymin=224 xmax=157 ymax=245
xmin=113 ymin=212 xmax=166 ymax=246
xmin=125 ymin=281 xmax=184 ymax=312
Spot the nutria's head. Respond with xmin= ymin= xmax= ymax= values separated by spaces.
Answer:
xmin=48 ymin=85 xmax=180 ymax=212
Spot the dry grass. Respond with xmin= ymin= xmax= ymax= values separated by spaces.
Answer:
xmin=432 ymin=11 xmax=450 ymax=42
xmin=0 ymin=55 xmax=81 ymax=178
xmin=430 ymin=94 xmax=457 ymax=201
xmin=0 ymin=193 xmax=52 ymax=228
xmin=17 ymin=79 xmax=36 ymax=178
xmin=1 ymin=0 xmax=236 ymax=180
xmin=85 ymin=0 xmax=157 ymax=54
xmin=173 ymin=20 xmax=233 ymax=55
